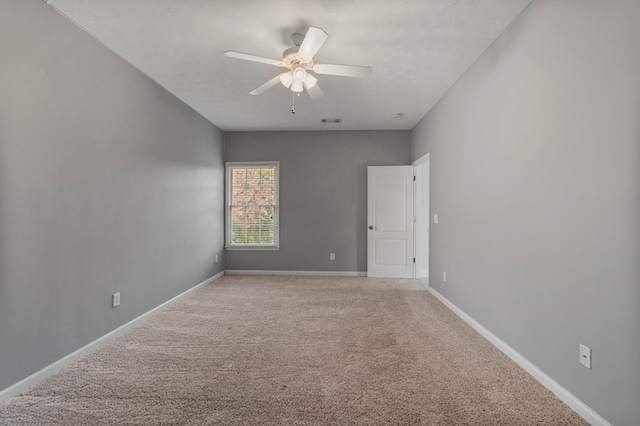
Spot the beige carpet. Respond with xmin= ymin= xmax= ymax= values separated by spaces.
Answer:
xmin=0 ymin=275 xmax=587 ymax=425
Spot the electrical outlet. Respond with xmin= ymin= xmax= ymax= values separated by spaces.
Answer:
xmin=112 ymin=292 xmax=120 ymax=308
xmin=215 ymin=255 xmax=219 ymax=263
xmin=434 ymin=214 xmax=439 ymax=224
xmin=579 ymin=344 xmax=591 ymax=369
xmin=443 ymin=271 xmax=447 ymax=282
xmin=330 ymin=253 xmax=335 ymax=261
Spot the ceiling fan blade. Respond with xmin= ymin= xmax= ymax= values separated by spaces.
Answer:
xmin=249 ymin=74 xmax=284 ymax=95
xmin=313 ymin=63 xmax=372 ymax=78
xmin=298 ymin=26 xmax=329 ymax=61
xmin=224 ymin=50 xmax=284 ymax=67
xmin=306 ymin=83 xmax=323 ymax=101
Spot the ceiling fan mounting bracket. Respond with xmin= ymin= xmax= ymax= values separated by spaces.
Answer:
xmin=291 ymin=32 xmax=305 ymax=47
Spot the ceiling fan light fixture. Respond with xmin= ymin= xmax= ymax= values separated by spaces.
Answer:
xmin=303 ymin=73 xmax=317 ymax=90
xmin=291 ymin=81 xmax=304 ymax=92
xmin=279 ymin=72 xmax=293 ymax=88
xmin=293 ymin=67 xmax=307 ymax=82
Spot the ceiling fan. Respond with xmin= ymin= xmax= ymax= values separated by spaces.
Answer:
xmin=224 ymin=26 xmax=372 ymax=101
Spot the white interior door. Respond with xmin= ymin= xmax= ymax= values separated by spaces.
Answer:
xmin=367 ymin=166 xmax=414 ymax=278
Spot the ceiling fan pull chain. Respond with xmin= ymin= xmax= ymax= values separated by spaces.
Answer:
xmin=291 ymin=90 xmax=296 ymax=114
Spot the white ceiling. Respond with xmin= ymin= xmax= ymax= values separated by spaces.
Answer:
xmin=47 ymin=0 xmax=532 ymax=132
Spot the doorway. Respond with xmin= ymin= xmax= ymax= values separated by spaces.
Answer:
xmin=365 ymin=158 xmax=429 ymax=280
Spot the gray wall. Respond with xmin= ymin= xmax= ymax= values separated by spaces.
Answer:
xmin=412 ymin=1 xmax=640 ymax=424
xmin=225 ymin=131 xmax=411 ymax=272
xmin=0 ymin=1 xmax=225 ymax=392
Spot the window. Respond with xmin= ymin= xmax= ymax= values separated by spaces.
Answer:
xmin=225 ymin=162 xmax=279 ymax=250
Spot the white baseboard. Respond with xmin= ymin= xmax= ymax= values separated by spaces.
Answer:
xmin=427 ymin=287 xmax=610 ymax=426
xmin=225 ymin=270 xmax=367 ymax=277
xmin=0 ymin=271 xmax=225 ymax=403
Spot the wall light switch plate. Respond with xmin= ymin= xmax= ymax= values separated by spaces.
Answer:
xmin=443 ymin=271 xmax=447 ymax=282
xmin=579 ymin=344 xmax=591 ymax=369
xmin=112 ymin=292 xmax=120 ymax=308
xmin=434 ymin=214 xmax=439 ymax=224
xmin=330 ymin=253 xmax=335 ymax=261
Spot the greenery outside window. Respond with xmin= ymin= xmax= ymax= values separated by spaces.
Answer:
xmin=225 ymin=162 xmax=279 ymax=250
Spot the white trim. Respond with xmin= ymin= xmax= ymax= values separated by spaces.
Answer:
xmin=413 ymin=152 xmax=430 ymax=166
xmin=0 ymin=271 xmax=225 ymax=403
xmin=413 ymin=152 xmax=430 ymax=281
xmin=225 ymin=246 xmax=280 ymax=251
xmin=415 ymin=277 xmax=430 ymax=290
xmin=225 ymin=270 xmax=367 ymax=277
xmin=427 ymin=287 xmax=611 ymax=426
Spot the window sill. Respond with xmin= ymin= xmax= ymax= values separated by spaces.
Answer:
xmin=225 ymin=245 xmax=280 ymax=251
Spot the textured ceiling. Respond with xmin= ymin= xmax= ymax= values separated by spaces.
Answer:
xmin=46 ymin=0 xmax=532 ymax=131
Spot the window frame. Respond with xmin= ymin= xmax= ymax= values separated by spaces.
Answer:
xmin=225 ymin=161 xmax=280 ymax=251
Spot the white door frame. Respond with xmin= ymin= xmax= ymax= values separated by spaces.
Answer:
xmin=413 ymin=153 xmax=430 ymax=283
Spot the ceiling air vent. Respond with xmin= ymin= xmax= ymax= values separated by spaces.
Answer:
xmin=321 ymin=118 xmax=342 ymax=124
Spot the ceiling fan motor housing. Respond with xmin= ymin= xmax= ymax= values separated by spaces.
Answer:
xmin=282 ymin=46 xmax=313 ymax=68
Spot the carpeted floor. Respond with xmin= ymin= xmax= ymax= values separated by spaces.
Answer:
xmin=0 ymin=275 xmax=587 ymax=425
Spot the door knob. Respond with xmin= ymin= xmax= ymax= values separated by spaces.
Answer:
xmin=368 ymin=226 xmax=374 ymax=230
